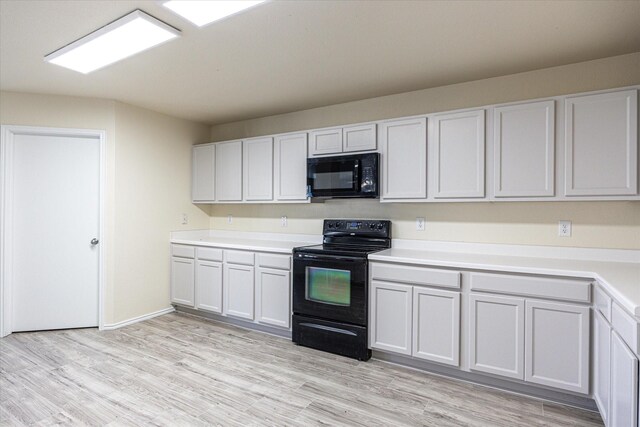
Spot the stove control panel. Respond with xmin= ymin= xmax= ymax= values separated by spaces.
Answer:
xmin=323 ymin=219 xmax=391 ymax=237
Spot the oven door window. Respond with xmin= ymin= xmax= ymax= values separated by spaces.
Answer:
xmin=306 ymin=267 xmax=351 ymax=306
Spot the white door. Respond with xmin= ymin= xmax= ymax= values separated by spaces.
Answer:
xmin=215 ymin=140 xmax=243 ymax=201
xmin=223 ymin=263 xmax=254 ymax=320
xmin=170 ymin=257 xmax=195 ymax=307
xmin=610 ymin=331 xmax=639 ymax=427
xmin=369 ymin=280 xmax=412 ymax=355
xmin=195 ymin=259 xmax=222 ymax=313
xmin=274 ymin=133 xmax=308 ymax=201
xmin=2 ymin=127 xmax=102 ymax=333
xmin=255 ymin=267 xmax=290 ymax=328
xmin=594 ymin=310 xmax=611 ymax=424
xmin=243 ymin=137 xmax=273 ymax=201
xmin=192 ymin=144 xmax=215 ymax=202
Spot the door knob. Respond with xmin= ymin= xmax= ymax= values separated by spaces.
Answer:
xmin=90 ymin=238 xmax=99 ymax=245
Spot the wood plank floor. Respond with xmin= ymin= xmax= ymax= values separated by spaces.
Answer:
xmin=1 ymin=312 xmax=603 ymax=426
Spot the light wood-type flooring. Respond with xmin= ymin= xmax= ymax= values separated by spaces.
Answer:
xmin=1 ymin=312 xmax=603 ymax=426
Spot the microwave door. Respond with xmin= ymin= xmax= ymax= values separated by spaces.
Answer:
xmin=310 ymin=158 xmax=359 ymax=196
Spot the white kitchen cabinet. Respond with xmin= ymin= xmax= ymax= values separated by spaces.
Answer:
xmin=493 ymin=100 xmax=555 ymax=197
xmin=370 ymin=280 xmax=412 ymax=355
xmin=343 ymin=123 xmax=377 ymax=153
xmin=195 ymin=260 xmax=223 ymax=313
xmin=308 ymin=123 xmax=376 ymax=156
xmin=192 ymin=143 xmax=215 ymax=202
xmin=594 ymin=309 xmax=611 ymax=425
xmin=565 ymin=89 xmax=638 ymax=196
xmin=469 ymin=293 xmax=525 ymax=380
xmin=610 ymin=331 xmax=639 ymax=427
xmin=215 ymin=140 xmax=243 ymax=201
xmin=223 ymin=263 xmax=255 ymax=320
xmin=308 ymin=127 xmax=342 ymax=156
xmin=412 ymin=287 xmax=460 ymax=366
xmin=524 ymin=300 xmax=589 ymax=394
xmin=255 ymin=267 xmax=290 ymax=328
xmin=243 ymin=137 xmax=273 ymax=201
xmin=380 ymin=117 xmax=427 ymax=200
xmin=274 ymin=133 xmax=308 ymax=201
xmin=431 ymin=110 xmax=485 ymax=198
xmin=170 ymin=256 xmax=195 ymax=307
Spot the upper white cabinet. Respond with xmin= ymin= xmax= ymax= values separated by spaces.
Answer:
xmin=243 ymin=137 xmax=273 ymax=201
xmin=380 ymin=117 xmax=427 ymax=200
xmin=493 ymin=101 xmax=555 ymax=197
xmin=215 ymin=140 xmax=243 ymax=202
xmin=192 ymin=144 xmax=215 ymax=202
xmin=565 ymin=89 xmax=638 ymax=196
xmin=308 ymin=123 xmax=377 ymax=156
xmin=274 ymin=133 xmax=309 ymax=201
xmin=431 ymin=110 xmax=485 ymax=198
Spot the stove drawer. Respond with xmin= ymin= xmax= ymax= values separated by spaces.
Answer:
xmin=370 ymin=263 xmax=460 ymax=289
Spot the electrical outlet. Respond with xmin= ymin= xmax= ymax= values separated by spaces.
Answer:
xmin=558 ymin=220 xmax=571 ymax=237
xmin=416 ymin=217 xmax=425 ymax=231
xmin=227 ymin=214 xmax=233 ymax=225
xmin=180 ymin=213 xmax=188 ymax=225
xmin=281 ymin=216 xmax=288 ymax=227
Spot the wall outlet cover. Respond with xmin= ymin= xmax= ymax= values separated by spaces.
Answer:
xmin=416 ymin=217 xmax=425 ymax=231
xmin=558 ymin=220 xmax=571 ymax=237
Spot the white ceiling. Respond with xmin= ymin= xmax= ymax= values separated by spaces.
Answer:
xmin=1 ymin=0 xmax=639 ymax=125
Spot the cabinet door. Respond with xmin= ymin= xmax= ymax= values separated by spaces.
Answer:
xmin=223 ymin=263 xmax=254 ymax=320
xmin=412 ymin=287 xmax=460 ymax=366
xmin=494 ymin=101 xmax=555 ymax=197
xmin=215 ymin=140 xmax=243 ymax=201
xmin=309 ymin=127 xmax=342 ymax=156
xmin=192 ymin=144 xmax=215 ymax=202
xmin=255 ymin=267 xmax=290 ymax=329
xmin=431 ymin=110 xmax=485 ymax=198
xmin=171 ymin=257 xmax=194 ymax=307
xmin=243 ymin=137 xmax=273 ymax=201
xmin=370 ymin=280 xmax=412 ymax=355
xmin=525 ymin=300 xmax=589 ymax=394
xmin=469 ymin=293 xmax=525 ymax=379
xmin=594 ymin=310 xmax=611 ymax=424
xmin=274 ymin=133 xmax=308 ymax=201
xmin=610 ymin=331 xmax=639 ymax=427
xmin=380 ymin=117 xmax=427 ymax=200
xmin=343 ymin=123 xmax=377 ymax=153
xmin=565 ymin=89 xmax=638 ymax=196
xmin=195 ymin=260 xmax=223 ymax=313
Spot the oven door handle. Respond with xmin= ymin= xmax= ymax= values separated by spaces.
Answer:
xmin=294 ymin=253 xmax=364 ymax=262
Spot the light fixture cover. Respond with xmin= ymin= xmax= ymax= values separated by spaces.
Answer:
xmin=162 ymin=0 xmax=265 ymax=27
xmin=44 ymin=10 xmax=180 ymax=74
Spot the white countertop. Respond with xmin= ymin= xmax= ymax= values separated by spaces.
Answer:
xmin=170 ymin=229 xmax=320 ymax=254
xmin=370 ymin=247 xmax=640 ymax=318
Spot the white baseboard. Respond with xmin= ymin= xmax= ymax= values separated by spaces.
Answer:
xmin=101 ymin=306 xmax=175 ymax=331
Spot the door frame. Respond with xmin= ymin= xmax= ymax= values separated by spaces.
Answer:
xmin=0 ymin=125 xmax=106 ymax=337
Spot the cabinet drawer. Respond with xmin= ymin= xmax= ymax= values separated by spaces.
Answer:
xmin=612 ymin=302 xmax=640 ymax=356
xmin=470 ymin=273 xmax=591 ymax=303
xmin=197 ymin=247 xmax=223 ymax=262
xmin=257 ymin=253 xmax=290 ymax=270
xmin=594 ymin=285 xmax=612 ymax=322
xmin=370 ymin=263 xmax=460 ymax=289
xmin=171 ymin=244 xmax=195 ymax=259
xmin=224 ymin=250 xmax=255 ymax=266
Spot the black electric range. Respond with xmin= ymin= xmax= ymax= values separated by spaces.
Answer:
xmin=291 ymin=219 xmax=391 ymax=360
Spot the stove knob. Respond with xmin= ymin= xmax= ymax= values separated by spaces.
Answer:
xmin=368 ymin=223 xmax=376 ymax=229
xmin=335 ymin=222 xmax=342 ymax=228
xmin=327 ymin=222 xmax=334 ymax=229
xmin=376 ymin=223 xmax=384 ymax=230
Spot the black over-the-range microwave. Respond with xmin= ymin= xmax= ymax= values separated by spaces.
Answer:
xmin=306 ymin=152 xmax=379 ymax=199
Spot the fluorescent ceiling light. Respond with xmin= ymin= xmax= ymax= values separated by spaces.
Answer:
xmin=163 ymin=0 xmax=266 ymax=27
xmin=44 ymin=10 xmax=180 ymax=74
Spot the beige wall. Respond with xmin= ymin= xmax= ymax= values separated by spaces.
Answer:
xmin=1 ymin=92 xmax=211 ymax=324
xmin=209 ymin=53 xmax=640 ymax=250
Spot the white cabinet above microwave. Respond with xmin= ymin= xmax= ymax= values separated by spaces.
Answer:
xmin=308 ymin=123 xmax=377 ymax=156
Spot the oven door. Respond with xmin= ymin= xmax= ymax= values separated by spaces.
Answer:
xmin=292 ymin=252 xmax=367 ymax=326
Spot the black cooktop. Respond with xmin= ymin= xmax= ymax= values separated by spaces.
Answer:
xmin=293 ymin=219 xmax=392 ymax=257
xmin=293 ymin=243 xmax=388 ymax=257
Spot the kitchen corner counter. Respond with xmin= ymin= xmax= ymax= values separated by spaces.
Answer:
xmin=369 ymin=245 xmax=640 ymax=318
xmin=170 ymin=229 xmax=320 ymax=254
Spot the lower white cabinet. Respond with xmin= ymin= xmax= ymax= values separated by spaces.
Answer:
xmin=223 ymin=263 xmax=255 ymax=320
xmin=610 ymin=331 xmax=639 ymax=427
xmin=469 ymin=293 xmax=525 ymax=379
xmin=195 ymin=260 xmax=223 ymax=313
xmin=524 ymin=300 xmax=589 ymax=394
xmin=171 ymin=256 xmax=195 ymax=307
xmin=594 ymin=310 xmax=612 ymax=424
xmin=370 ymin=272 xmax=461 ymax=366
xmin=413 ymin=287 xmax=460 ymax=366
xmin=370 ymin=280 xmax=412 ymax=355
xmin=255 ymin=267 xmax=290 ymax=328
